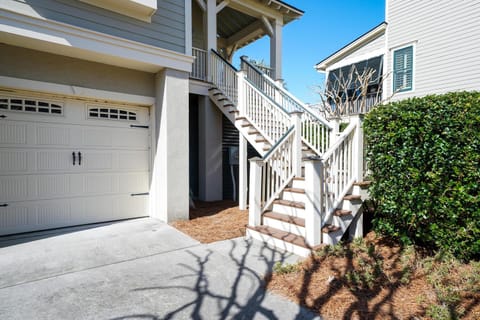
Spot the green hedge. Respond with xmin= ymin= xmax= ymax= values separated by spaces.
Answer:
xmin=364 ymin=92 xmax=480 ymax=260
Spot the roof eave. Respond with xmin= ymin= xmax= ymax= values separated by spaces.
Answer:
xmin=315 ymin=22 xmax=387 ymax=72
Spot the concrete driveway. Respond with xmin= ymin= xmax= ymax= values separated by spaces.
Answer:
xmin=0 ymin=218 xmax=320 ymax=319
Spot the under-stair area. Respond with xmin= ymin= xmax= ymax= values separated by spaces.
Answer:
xmin=204 ymin=49 xmax=368 ymax=257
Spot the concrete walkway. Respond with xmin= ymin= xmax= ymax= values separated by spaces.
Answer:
xmin=0 ymin=218 xmax=321 ymax=319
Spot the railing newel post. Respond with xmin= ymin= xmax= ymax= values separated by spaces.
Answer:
xmin=290 ymin=111 xmax=303 ymax=177
xmin=248 ymin=157 xmax=263 ymax=227
xmin=304 ymin=156 xmax=323 ymax=247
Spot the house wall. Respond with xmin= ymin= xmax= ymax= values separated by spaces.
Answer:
xmin=327 ymin=33 xmax=385 ymax=71
xmin=0 ymin=44 xmax=155 ymax=97
xmin=386 ymin=0 xmax=480 ymax=100
xmin=5 ymin=0 xmax=186 ymax=54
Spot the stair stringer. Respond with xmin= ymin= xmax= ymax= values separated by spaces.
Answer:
xmin=208 ymin=87 xmax=273 ymax=156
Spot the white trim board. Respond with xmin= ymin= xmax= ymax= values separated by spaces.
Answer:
xmin=0 ymin=7 xmax=194 ymax=73
xmin=0 ymin=76 xmax=155 ymax=106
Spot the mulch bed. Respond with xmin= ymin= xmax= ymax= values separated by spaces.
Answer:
xmin=170 ymin=200 xmax=248 ymax=243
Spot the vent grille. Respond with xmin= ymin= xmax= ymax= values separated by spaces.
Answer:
xmin=88 ymin=107 xmax=137 ymax=121
xmin=0 ymin=97 xmax=63 ymax=115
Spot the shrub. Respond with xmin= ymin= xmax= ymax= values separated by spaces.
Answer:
xmin=364 ymin=92 xmax=480 ymax=260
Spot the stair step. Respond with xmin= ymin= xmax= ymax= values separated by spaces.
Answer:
xmin=321 ymin=224 xmax=341 ymax=233
xmin=208 ymin=87 xmax=217 ymax=91
xmin=223 ymin=103 xmax=234 ymax=107
xmin=236 ymin=116 xmax=247 ymax=121
xmin=246 ymin=225 xmax=313 ymax=249
xmin=334 ymin=209 xmax=352 ymax=217
xmin=353 ymin=181 xmax=372 ymax=188
xmin=283 ymin=187 xmax=305 ymax=194
xmin=255 ymin=138 xmax=268 ymax=143
xmin=273 ymin=199 xmax=305 ymax=209
xmin=213 ymin=92 xmax=223 ymax=96
xmin=343 ymin=194 xmax=362 ymax=201
xmin=293 ymin=177 xmax=305 ymax=181
xmin=241 ymin=123 xmax=252 ymax=128
xmin=248 ymin=129 xmax=260 ymax=135
xmin=263 ymin=211 xmax=305 ymax=227
xmin=229 ymin=110 xmax=238 ymax=114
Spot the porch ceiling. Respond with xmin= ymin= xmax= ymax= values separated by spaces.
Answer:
xmin=217 ymin=0 xmax=303 ymax=50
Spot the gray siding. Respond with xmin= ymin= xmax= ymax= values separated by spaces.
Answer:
xmin=386 ymin=0 xmax=480 ymax=99
xmin=327 ymin=33 xmax=385 ymax=70
xmin=9 ymin=0 xmax=185 ymax=53
xmin=1 ymin=44 xmax=155 ymax=97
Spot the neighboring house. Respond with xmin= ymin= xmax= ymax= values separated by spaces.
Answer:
xmin=0 ymin=0 xmax=304 ymax=236
xmin=315 ymin=0 xmax=480 ymax=112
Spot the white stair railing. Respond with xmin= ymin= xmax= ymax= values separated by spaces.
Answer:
xmin=249 ymin=126 xmax=297 ymax=226
xmin=240 ymin=56 xmax=333 ymax=155
xmin=210 ymin=50 xmax=238 ymax=104
xmin=191 ymin=47 xmax=207 ymax=81
xmin=241 ymin=79 xmax=291 ymax=144
xmin=303 ymin=117 xmax=362 ymax=247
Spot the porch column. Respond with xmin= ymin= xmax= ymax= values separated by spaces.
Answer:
xmin=198 ymin=96 xmax=223 ymax=201
xmin=206 ymin=0 xmax=217 ymax=80
xmin=238 ymin=134 xmax=248 ymax=210
xmin=270 ymin=18 xmax=283 ymax=81
xmin=151 ymin=68 xmax=190 ymax=222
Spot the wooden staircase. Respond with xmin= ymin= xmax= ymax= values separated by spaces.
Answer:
xmin=207 ymin=49 xmax=366 ymax=257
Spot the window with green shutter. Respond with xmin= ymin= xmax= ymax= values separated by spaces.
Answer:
xmin=393 ymin=46 xmax=413 ymax=92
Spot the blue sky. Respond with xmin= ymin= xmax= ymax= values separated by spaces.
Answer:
xmin=233 ymin=0 xmax=385 ymax=104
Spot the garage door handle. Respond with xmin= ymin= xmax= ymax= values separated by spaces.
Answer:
xmin=0 ymin=204 xmax=8 ymax=207
xmin=0 ymin=115 xmax=6 ymax=119
xmin=72 ymin=152 xmax=76 ymax=165
xmin=78 ymin=152 xmax=82 ymax=165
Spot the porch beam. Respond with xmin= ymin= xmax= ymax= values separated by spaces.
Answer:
xmin=226 ymin=20 xmax=264 ymax=47
xmin=261 ymin=15 xmax=274 ymax=37
xmin=216 ymin=0 xmax=231 ymax=13
xmin=194 ymin=0 xmax=206 ymax=12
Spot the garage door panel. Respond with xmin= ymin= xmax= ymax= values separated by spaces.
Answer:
xmin=82 ymin=128 xmax=113 ymax=147
xmin=36 ymin=125 xmax=71 ymax=145
xmin=118 ymin=172 xmax=149 ymax=193
xmin=38 ymin=151 xmax=72 ymax=171
xmin=0 ymin=176 xmax=28 ymax=202
xmin=0 ymin=150 xmax=28 ymax=172
xmin=118 ymin=151 xmax=149 ymax=170
xmin=112 ymin=129 xmax=149 ymax=149
xmin=0 ymin=122 xmax=27 ymax=144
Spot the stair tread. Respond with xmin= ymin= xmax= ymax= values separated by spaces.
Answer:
xmin=321 ymin=224 xmax=341 ymax=233
xmin=241 ymin=123 xmax=252 ymax=127
xmin=353 ymin=181 xmax=372 ymax=188
xmin=229 ymin=110 xmax=238 ymax=114
xmin=334 ymin=209 xmax=352 ymax=217
xmin=255 ymin=138 xmax=268 ymax=142
xmin=273 ymin=199 xmax=305 ymax=209
xmin=293 ymin=177 xmax=305 ymax=181
xmin=247 ymin=225 xmax=314 ymax=249
xmin=343 ymin=194 xmax=362 ymax=201
xmin=283 ymin=187 xmax=305 ymax=194
xmin=263 ymin=211 xmax=305 ymax=227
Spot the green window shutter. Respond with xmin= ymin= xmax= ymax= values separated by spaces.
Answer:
xmin=393 ymin=46 xmax=413 ymax=92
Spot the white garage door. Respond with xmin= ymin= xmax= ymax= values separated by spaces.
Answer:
xmin=0 ymin=94 xmax=151 ymax=235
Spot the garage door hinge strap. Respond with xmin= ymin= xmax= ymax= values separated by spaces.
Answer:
xmin=130 ymin=125 xmax=149 ymax=129
xmin=131 ymin=192 xmax=149 ymax=196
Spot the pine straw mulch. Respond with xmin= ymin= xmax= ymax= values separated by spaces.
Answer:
xmin=171 ymin=203 xmax=480 ymax=319
xmin=170 ymin=200 xmax=248 ymax=243
xmin=266 ymin=232 xmax=480 ymax=320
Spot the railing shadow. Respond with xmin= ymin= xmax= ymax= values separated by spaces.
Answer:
xmin=111 ymin=238 xmax=319 ymax=320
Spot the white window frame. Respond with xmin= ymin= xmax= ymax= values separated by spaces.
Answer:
xmin=391 ymin=43 xmax=416 ymax=94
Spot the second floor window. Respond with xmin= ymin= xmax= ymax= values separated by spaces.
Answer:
xmin=393 ymin=46 xmax=414 ymax=92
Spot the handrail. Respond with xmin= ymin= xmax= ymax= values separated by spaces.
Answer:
xmin=321 ymin=121 xmax=356 ymax=161
xmin=211 ymin=49 xmax=238 ymax=72
xmin=244 ymin=77 xmax=290 ymax=116
xmin=241 ymin=56 xmax=333 ymax=129
xmin=241 ymin=76 xmax=291 ymax=145
xmin=319 ymin=120 xmax=358 ymax=227
xmin=263 ymin=126 xmax=294 ymax=160
xmin=259 ymin=127 xmax=297 ymax=211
